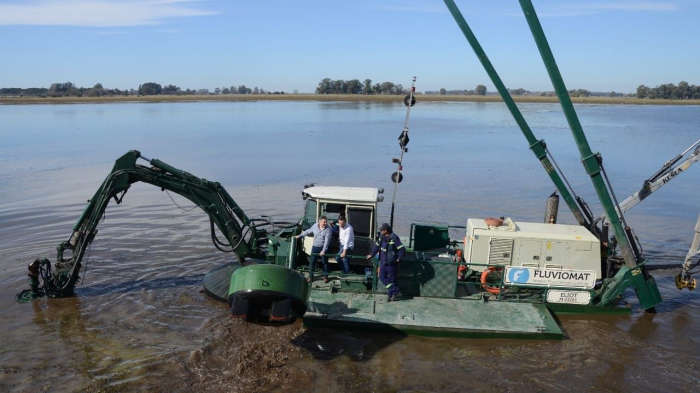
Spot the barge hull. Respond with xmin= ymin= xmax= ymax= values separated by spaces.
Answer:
xmin=304 ymin=291 xmax=563 ymax=339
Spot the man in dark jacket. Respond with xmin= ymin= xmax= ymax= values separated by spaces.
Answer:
xmin=367 ymin=223 xmax=405 ymax=301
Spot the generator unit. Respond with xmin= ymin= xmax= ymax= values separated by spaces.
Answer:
xmin=464 ymin=218 xmax=602 ymax=279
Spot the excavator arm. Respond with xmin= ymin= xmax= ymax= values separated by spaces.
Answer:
xmin=19 ymin=150 xmax=273 ymax=301
xmin=598 ymin=139 xmax=700 ymax=221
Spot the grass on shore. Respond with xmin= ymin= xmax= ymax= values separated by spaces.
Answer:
xmin=2 ymin=94 xmax=700 ymax=106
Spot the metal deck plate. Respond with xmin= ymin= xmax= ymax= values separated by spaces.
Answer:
xmin=202 ymin=263 xmax=240 ymax=302
xmin=304 ymin=291 xmax=563 ymax=339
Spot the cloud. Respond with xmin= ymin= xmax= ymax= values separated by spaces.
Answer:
xmin=0 ymin=0 xmax=217 ymax=27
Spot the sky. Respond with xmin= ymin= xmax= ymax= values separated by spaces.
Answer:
xmin=1 ymin=0 xmax=699 ymax=93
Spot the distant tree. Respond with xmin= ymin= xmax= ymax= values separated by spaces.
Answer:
xmin=439 ymin=88 xmax=447 ymax=95
xmin=315 ymin=78 xmax=332 ymax=94
xmin=237 ymin=85 xmax=248 ymax=94
xmin=379 ymin=81 xmax=395 ymax=95
xmin=678 ymin=81 xmax=690 ymax=99
xmin=333 ymin=79 xmax=346 ymax=94
xmin=214 ymin=87 xmax=221 ymax=94
xmin=373 ymin=82 xmax=382 ymax=94
xmin=253 ymin=87 xmax=259 ymax=94
xmin=608 ymin=91 xmax=616 ymax=98
xmin=509 ymin=88 xmax=526 ymax=95
xmin=222 ymin=87 xmax=230 ymax=94
xmin=346 ymin=79 xmax=362 ymax=94
xmin=163 ymin=84 xmax=180 ymax=94
xmin=569 ymin=89 xmax=590 ymax=98
xmin=49 ymin=82 xmax=76 ymax=96
xmin=88 ymin=83 xmax=105 ymax=97
xmin=363 ymin=79 xmax=372 ymax=94
xmin=475 ymin=85 xmax=487 ymax=95
xmin=139 ymin=82 xmax=162 ymax=95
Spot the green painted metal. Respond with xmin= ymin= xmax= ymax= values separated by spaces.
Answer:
xmin=266 ymin=228 xmax=298 ymax=268
xmin=304 ymin=290 xmax=562 ymax=339
xmin=517 ymin=0 xmax=661 ymax=310
xmin=202 ymin=262 xmax=242 ymax=302
xmin=36 ymin=150 xmax=270 ymax=298
xmin=410 ymin=223 xmax=449 ymax=251
xmin=229 ymin=264 xmax=309 ymax=304
xmin=597 ymin=261 xmax=661 ymax=308
xmin=441 ymin=0 xmax=590 ymax=230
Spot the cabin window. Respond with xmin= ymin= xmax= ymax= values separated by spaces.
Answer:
xmin=321 ymin=203 xmax=346 ymax=222
xmin=347 ymin=207 xmax=373 ymax=237
xmin=303 ymin=199 xmax=317 ymax=229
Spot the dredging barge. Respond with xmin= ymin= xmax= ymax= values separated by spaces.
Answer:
xmin=17 ymin=0 xmax=700 ymax=339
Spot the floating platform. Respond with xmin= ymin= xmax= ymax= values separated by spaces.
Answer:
xmin=304 ymin=288 xmax=563 ymax=339
xmin=205 ymin=264 xmax=563 ymax=339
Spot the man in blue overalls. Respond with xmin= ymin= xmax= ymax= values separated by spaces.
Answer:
xmin=367 ymin=223 xmax=405 ymax=302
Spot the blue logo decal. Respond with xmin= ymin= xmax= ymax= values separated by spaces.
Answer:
xmin=508 ymin=268 xmax=530 ymax=283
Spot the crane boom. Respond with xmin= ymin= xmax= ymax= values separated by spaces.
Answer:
xmin=442 ymin=0 xmax=663 ymax=310
xmin=518 ymin=0 xmax=661 ymax=310
xmin=441 ymin=0 xmax=596 ymax=234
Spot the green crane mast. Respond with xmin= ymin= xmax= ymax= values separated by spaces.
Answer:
xmin=442 ymin=0 xmax=662 ymax=310
xmin=517 ymin=0 xmax=660 ymax=309
xmin=440 ymin=0 xmax=596 ymax=235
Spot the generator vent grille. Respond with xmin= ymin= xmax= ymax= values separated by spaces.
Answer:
xmin=488 ymin=238 xmax=514 ymax=265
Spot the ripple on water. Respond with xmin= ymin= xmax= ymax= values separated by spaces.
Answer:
xmin=1 ymin=101 xmax=699 ymax=392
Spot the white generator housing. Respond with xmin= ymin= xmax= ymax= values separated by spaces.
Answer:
xmin=464 ymin=218 xmax=602 ymax=279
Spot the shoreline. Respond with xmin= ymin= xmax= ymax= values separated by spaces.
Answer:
xmin=2 ymin=94 xmax=700 ymax=106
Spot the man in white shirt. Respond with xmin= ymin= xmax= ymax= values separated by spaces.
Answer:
xmin=336 ymin=215 xmax=354 ymax=274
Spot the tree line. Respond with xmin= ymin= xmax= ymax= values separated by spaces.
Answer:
xmin=315 ymin=78 xmax=408 ymax=95
xmin=636 ymin=82 xmax=700 ymax=99
xmin=426 ymin=85 xmax=488 ymax=95
xmin=0 ymin=82 xmax=287 ymax=97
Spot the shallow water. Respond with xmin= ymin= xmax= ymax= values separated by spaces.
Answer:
xmin=0 ymin=100 xmax=699 ymax=392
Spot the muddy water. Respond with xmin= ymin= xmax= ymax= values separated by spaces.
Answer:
xmin=1 ymin=101 xmax=699 ymax=392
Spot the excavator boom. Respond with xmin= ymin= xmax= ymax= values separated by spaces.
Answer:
xmin=18 ymin=150 xmax=269 ymax=301
xmin=606 ymin=140 xmax=700 ymax=219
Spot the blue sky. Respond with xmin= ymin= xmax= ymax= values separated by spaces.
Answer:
xmin=1 ymin=0 xmax=698 ymax=93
